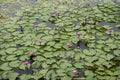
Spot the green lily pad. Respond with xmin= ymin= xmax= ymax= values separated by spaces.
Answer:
xmin=6 ymin=72 xmax=18 ymax=80
xmin=6 ymin=48 xmax=17 ymax=54
xmin=6 ymin=55 xmax=17 ymax=61
xmin=9 ymin=61 xmax=20 ymax=67
xmin=20 ymin=74 xmax=31 ymax=80
xmin=0 ymin=63 xmax=12 ymax=70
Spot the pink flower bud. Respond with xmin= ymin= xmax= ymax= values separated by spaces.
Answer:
xmin=34 ymin=24 xmax=38 ymax=28
xmin=108 ymin=29 xmax=112 ymax=33
xmin=72 ymin=69 xmax=78 ymax=75
xmin=38 ymin=40 xmax=42 ymax=44
xmin=66 ymin=42 xmax=71 ymax=47
xmin=84 ymin=13 xmax=88 ymax=17
xmin=56 ymin=11 xmax=60 ymax=15
xmin=29 ymin=51 xmax=34 ymax=56
xmin=77 ymin=32 xmax=80 ymax=36
xmin=24 ymin=61 xmax=29 ymax=65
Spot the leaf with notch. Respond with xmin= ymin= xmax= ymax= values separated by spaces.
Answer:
xmin=6 ymin=72 xmax=18 ymax=80
xmin=0 ymin=63 xmax=12 ymax=70
xmin=106 ymin=54 xmax=114 ymax=60
xmin=9 ymin=61 xmax=20 ymax=67
xmin=6 ymin=48 xmax=17 ymax=54
xmin=6 ymin=55 xmax=17 ymax=61
xmin=20 ymin=74 xmax=31 ymax=80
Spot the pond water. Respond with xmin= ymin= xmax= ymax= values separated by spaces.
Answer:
xmin=0 ymin=0 xmax=120 ymax=80
xmin=0 ymin=0 xmax=119 ymax=17
xmin=98 ymin=22 xmax=120 ymax=31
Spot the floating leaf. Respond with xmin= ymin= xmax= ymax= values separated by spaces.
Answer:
xmin=45 ymin=70 xmax=57 ymax=80
xmin=43 ymin=52 xmax=53 ymax=58
xmin=60 ymin=62 xmax=72 ymax=69
xmin=9 ymin=61 xmax=20 ymax=67
xmin=20 ymin=74 xmax=31 ymax=80
xmin=6 ymin=48 xmax=17 ymax=54
xmin=6 ymin=55 xmax=17 ymax=61
xmin=6 ymin=72 xmax=18 ymax=80
xmin=19 ymin=55 xmax=29 ymax=61
xmin=56 ymin=69 xmax=66 ymax=76
xmin=19 ymin=63 xmax=25 ymax=70
xmin=54 ymin=44 xmax=63 ymax=49
xmin=42 ymin=62 xmax=49 ymax=68
xmin=0 ymin=63 xmax=12 ymax=70
xmin=39 ymin=69 xmax=48 ymax=76
xmin=85 ymin=70 xmax=94 ymax=77
xmin=106 ymin=54 xmax=114 ymax=60
xmin=34 ymin=56 xmax=46 ymax=61
xmin=114 ymin=50 xmax=120 ymax=56
xmin=74 ymin=62 xmax=84 ymax=68
xmin=61 ymin=76 xmax=71 ymax=80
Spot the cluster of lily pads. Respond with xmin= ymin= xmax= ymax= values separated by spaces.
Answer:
xmin=0 ymin=2 xmax=120 ymax=80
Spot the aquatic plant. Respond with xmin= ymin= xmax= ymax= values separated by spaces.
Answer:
xmin=0 ymin=1 xmax=120 ymax=80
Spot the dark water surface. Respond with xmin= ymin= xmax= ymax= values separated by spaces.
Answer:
xmin=98 ymin=22 xmax=120 ymax=31
xmin=0 ymin=0 xmax=119 ymax=17
xmin=0 ymin=0 xmax=120 ymax=79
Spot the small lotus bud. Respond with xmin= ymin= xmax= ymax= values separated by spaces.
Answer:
xmin=24 ymin=61 xmax=29 ymax=65
xmin=66 ymin=42 xmax=71 ymax=47
xmin=108 ymin=29 xmax=112 ymax=33
xmin=29 ymin=51 xmax=34 ymax=56
xmin=34 ymin=24 xmax=38 ymax=28
xmin=72 ymin=69 xmax=78 ymax=75
xmin=38 ymin=40 xmax=42 ymax=44
xmin=77 ymin=32 xmax=80 ymax=36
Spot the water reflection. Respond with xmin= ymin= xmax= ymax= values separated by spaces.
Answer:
xmin=1 ymin=0 xmax=119 ymax=17
xmin=98 ymin=22 xmax=117 ymax=27
xmin=98 ymin=22 xmax=120 ymax=31
xmin=46 ymin=21 xmax=56 ymax=28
